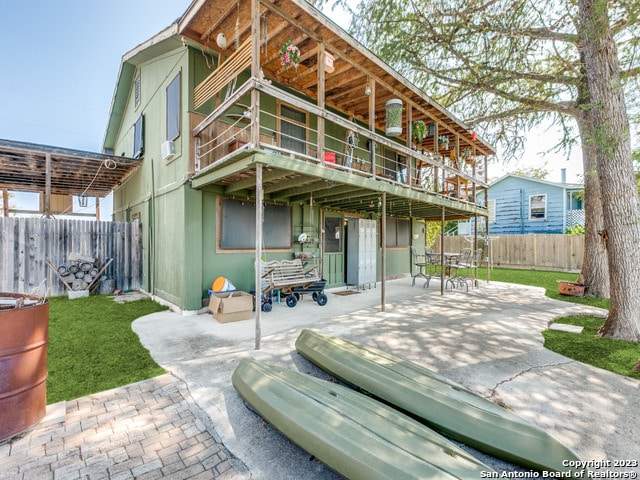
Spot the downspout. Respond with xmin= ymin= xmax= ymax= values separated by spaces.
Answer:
xmin=148 ymin=158 xmax=156 ymax=295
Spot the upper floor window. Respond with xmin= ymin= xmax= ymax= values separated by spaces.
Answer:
xmin=529 ymin=194 xmax=546 ymax=220
xmin=133 ymin=114 xmax=144 ymax=159
xmin=166 ymin=73 xmax=181 ymax=141
xmin=134 ymin=75 xmax=141 ymax=108
xmin=280 ymin=104 xmax=306 ymax=154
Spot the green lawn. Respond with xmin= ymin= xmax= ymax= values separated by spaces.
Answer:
xmin=44 ymin=268 xmax=637 ymax=404
xmin=46 ymin=295 xmax=168 ymax=404
xmin=479 ymin=267 xmax=639 ymax=380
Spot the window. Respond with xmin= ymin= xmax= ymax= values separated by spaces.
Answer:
xmin=324 ymin=217 xmax=342 ymax=253
xmin=134 ymin=75 xmax=141 ymax=108
xmin=529 ymin=194 xmax=546 ymax=220
xmin=166 ymin=73 xmax=181 ymax=141
xmin=488 ymin=199 xmax=496 ymax=223
xmin=280 ymin=104 xmax=307 ymax=154
xmin=220 ymin=199 xmax=291 ymax=249
xmin=384 ymin=218 xmax=410 ymax=247
xmin=133 ymin=114 xmax=144 ymax=159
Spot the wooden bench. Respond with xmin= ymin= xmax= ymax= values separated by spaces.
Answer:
xmin=260 ymin=259 xmax=320 ymax=298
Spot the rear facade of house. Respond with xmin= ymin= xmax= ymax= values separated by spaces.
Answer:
xmin=103 ymin=0 xmax=495 ymax=311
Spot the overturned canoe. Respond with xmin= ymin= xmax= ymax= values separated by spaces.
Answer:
xmin=232 ymin=357 xmax=493 ymax=480
xmin=296 ymin=329 xmax=585 ymax=476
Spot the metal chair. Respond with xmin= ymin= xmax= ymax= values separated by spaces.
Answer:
xmin=410 ymin=246 xmax=428 ymax=287
xmin=423 ymin=247 xmax=440 ymax=288
xmin=445 ymin=248 xmax=473 ymax=292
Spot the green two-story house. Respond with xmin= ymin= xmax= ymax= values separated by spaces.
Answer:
xmin=103 ymin=0 xmax=494 ymax=312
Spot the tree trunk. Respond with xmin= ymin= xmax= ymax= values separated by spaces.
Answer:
xmin=579 ymin=0 xmax=640 ymax=341
xmin=575 ymin=113 xmax=609 ymax=297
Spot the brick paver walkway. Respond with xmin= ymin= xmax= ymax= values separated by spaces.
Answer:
xmin=0 ymin=375 xmax=248 ymax=480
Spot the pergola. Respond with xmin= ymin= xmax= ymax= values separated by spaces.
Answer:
xmin=0 ymin=139 xmax=140 ymax=219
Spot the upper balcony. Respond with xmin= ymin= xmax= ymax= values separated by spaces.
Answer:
xmin=180 ymin=0 xmax=495 ymax=222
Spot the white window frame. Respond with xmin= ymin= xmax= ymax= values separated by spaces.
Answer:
xmin=529 ymin=194 xmax=547 ymax=220
xmin=487 ymin=199 xmax=496 ymax=223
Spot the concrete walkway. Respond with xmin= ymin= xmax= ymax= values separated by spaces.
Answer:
xmin=2 ymin=278 xmax=639 ymax=479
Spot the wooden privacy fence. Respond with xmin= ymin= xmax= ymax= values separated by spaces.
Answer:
xmin=0 ymin=218 xmax=142 ymax=296
xmin=440 ymin=234 xmax=584 ymax=272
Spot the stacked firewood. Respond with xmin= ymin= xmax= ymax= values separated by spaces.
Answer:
xmin=47 ymin=253 xmax=112 ymax=292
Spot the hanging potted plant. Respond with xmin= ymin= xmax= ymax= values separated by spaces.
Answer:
xmin=385 ymin=99 xmax=403 ymax=137
xmin=279 ymin=40 xmax=301 ymax=71
xmin=462 ymin=148 xmax=475 ymax=165
xmin=412 ymin=120 xmax=428 ymax=145
xmin=437 ymin=135 xmax=449 ymax=150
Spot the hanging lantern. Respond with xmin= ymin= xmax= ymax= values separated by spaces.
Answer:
xmin=385 ymin=99 xmax=403 ymax=137
xmin=78 ymin=195 xmax=89 ymax=208
xmin=324 ymin=52 xmax=335 ymax=73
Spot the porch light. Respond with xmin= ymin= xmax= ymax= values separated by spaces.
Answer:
xmin=385 ymin=99 xmax=403 ymax=137
xmin=216 ymin=33 xmax=227 ymax=49
xmin=78 ymin=195 xmax=89 ymax=208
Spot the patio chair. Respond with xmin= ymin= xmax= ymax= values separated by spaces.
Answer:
xmin=423 ymin=247 xmax=440 ymax=288
xmin=445 ymin=248 xmax=473 ymax=292
xmin=410 ymin=246 xmax=429 ymax=287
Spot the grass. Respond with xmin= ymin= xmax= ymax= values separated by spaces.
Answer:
xmin=43 ymin=267 xmax=637 ymax=404
xmin=478 ymin=266 xmax=639 ymax=380
xmin=46 ymin=295 xmax=168 ymax=404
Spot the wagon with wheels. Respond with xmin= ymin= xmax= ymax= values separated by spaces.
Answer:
xmin=259 ymin=259 xmax=327 ymax=310
xmin=288 ymin=279 xmax=328 ymax=307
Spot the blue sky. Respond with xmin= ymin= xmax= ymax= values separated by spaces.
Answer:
xmin=1 ymin=1 xmax=582 ymax=215
xmin=0 ymin=1 xmax=192 ymax=215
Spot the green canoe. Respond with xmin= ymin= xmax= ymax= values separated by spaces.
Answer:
xmin=296 ymin=329 xmax=586 ymax=476
xmin=232 ymin=357 xmax=494 ymax=480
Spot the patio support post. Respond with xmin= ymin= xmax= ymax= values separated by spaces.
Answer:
xmin=250 ymin=0 xmax=260 ymax=148
xmin=2 ymin=188 xmax=8 ymax=217
xmin=440 ymin=206 xmax=445 ymax=295
xmin=255 ymin=164 xmax=263 ymax=350
xmin=317 ymin=43 xmax=326 ymax=162
xmin=381 ymin=192 xmax=386 ymax=312
xmin=45 ymin=153 xmax=51 ymax=218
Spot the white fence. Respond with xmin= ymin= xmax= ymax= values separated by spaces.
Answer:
xmin=0 ymin=217 xmax=142 ymax=296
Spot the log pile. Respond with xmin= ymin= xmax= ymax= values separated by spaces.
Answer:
xmin=47 ymin=253 xmax=113 ymax=293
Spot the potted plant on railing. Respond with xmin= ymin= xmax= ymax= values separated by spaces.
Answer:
xmin=279 ymin=40 xmax=301 ymax=71
xmin=437 ymin=135 xmax=449 ymax=150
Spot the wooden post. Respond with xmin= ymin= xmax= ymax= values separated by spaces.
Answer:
xmin=317 ymin=43 xmax=325 ymax=162
xmin=440 ymin=206 xmax=445 ymax=295
xmin=381 ymin=193 xmax=386 ymax=312
xmin=2 ymin=188 xmax=8 ymax=217
xmin=95 ymin=196 xmax=101 ymax=221
xmin=45 ymin=153 xmax=52 ymax=218
xmin=255 ymin=164 xmax=263 ymax=350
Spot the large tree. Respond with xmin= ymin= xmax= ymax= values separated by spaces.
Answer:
xmin=315 ymin=0 xmax=640 ymax=340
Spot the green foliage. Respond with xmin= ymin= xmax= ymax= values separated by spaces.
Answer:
xmin=511 ymin=166 xmax=550 ymax=179
xmin=317 ymin=0 xmax=640 ymax=162
xmin=565 ymin=224 xmax=585 ymax=235
xmin=425 ymin=221 xmax=442 ymax=247
xmin=47 ymin=295 xmax=168 ymax=404
xmin=412 ymin=120 xmax=428 ymax=142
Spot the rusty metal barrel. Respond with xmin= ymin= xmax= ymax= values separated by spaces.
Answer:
xmin=0 ymin=293 xmax=49 ymax=442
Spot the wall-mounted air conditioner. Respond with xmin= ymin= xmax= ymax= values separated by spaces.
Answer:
xmin=161 ymin=140 xmax=176 ymax=160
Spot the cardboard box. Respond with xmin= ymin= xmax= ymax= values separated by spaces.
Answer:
xmin=209 ymin=291 xmax=253 ymax=323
